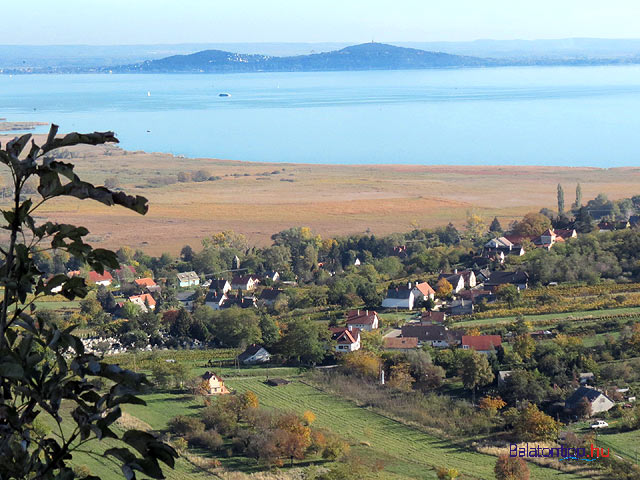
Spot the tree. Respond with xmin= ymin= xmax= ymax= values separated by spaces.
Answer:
xmin=436 ymin=467 xmax=460 ymax=480
xmin=276 ymin=317 xmax=329 ymax=365
xmin=494 ymin=454 xmax=529 ymax=480
xmin=436 ymin=278 xmax=453 ymax=298
xmin=512 ymin=403 xmax=558 ymax=442
xmin=0 ymin=126 xmax=176 ymax=479
xmin=104 ymin=176 xmax=120 ymax=189
xmin=478 ymin=395 xmax=507 ymax=415
xmin=574 ymin=182 xmax=583 ymax=209
xmin=387 ymin=362 xmax=415 ymax=392
xmin=496 ymin=284 xmax=520 ymax=308
xmin=575 ymin=397 xmax=592 ymax=419
xmin=557 ymin=183 xmax=565 ymax=215
xmin=460 ymin=351 xmax=494 ymax=403
xmin=342 ymin=351 xmax=381 ymax=379
xmin=512 ymin=334 xmax=535 ymax=360
xmin=489 ymin=216 xmax=503 ymax=233
xmin=513 ymin=212 xmax=552 ymax=237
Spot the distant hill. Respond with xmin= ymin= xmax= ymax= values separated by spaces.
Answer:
xmin=112 ymin=43 xmax=488 ymax=73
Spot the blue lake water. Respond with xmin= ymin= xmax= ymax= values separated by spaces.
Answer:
xmin=2 ymin=66 xmax=640 ymax=166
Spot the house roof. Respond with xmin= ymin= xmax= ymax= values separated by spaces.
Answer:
xmin=485 ymin=237 xmax=514 ymax=248
xmin=205 ymin=290 xmax=226 ymax=303
xmin=176 ymin=271 xmax=199 ymax=282
xmin=554 ymin=229 xmax=576 ymax=239
xmin=259 ymin=288 xmax=283 ymax=301
xmin=238 ymin=344 xmax=268 ymax=362
xmin=566 ymin=386 xmax=612 ymax=407
xmin=462 ymin=335 xmax=502 ymax=351
xmin=346 ymin=309 xmax=378 ymax=325
xmin=210 ymin=278 xmax=230 ymax=290
xmin=385 ymin=286 xmax=412 ymax=299
xmin=384 ymin=337 xmax=419 ymax=349
xmin=88 ymin=270 xmax=113 ymax=283
xmin=458 ymin=289 xmax=493 ymax=302
xmin=129 ymin=293 xmax=156 ymax=307
xmin=438 ymin=273 xmax=463 ymax=286
xmin=232 ymin=274 xmax=260 ymax=285
xmin=401 ymin=324 xmax=460 ymax=343
xmin=202 ymin=371 xmax=223 ymax=382
xmin=330 ymin=327 xmax=360 ymax=345
xmin=485 ymin=271 xmax=529 ymax=286
xmin=420 ymin=310 xmax=446 ymax=323
xmin=413 ymin=282 xmax=435 ymax=297
xmin=135 ymin=277 xmax=156 ymax=287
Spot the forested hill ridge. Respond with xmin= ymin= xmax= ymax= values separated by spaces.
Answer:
xmin=113 ymin=42 xmax=487 ymax=73
xmin=5 ymin=41 xmax=640 ymax=74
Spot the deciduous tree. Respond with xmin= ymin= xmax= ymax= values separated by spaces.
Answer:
xmin=0 ymin=126 xmax=176 ymax=479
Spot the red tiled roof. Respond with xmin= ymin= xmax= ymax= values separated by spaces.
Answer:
xmin=462 ymin=335 xmax=502 ymax=351
xmin=129 ymin=293 xmax=156 ymax=307
xmin=414 ymin=282 xmax=435 ymax=296
xmin=330 ymin=327 xmax=360 ymax=344
xmin=88 ymin=271 xmax=113 ymax=283
xmin=135 ymin=277 xmax=156 ymax=287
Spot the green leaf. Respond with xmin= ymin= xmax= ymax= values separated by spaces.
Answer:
xmin=0 ymin=360 xmax=25 ymax=378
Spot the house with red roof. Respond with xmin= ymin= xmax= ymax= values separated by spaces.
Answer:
xmin=135 ymin=277 xmax=156 ymax=288
xmin=88 ymin=270 xmax=113 ymax=287
xmin=345 ymin=309 xmax=379 ymax=331
xmin=330 ymin=327 xmax=361 ymax=353
xmin=129 ymin=293 xmax=156 ymax=312
xmin=411 ymin=282 xmax=436 ymax=302
xmin=461 ymin=335 xmax=502 ymax=354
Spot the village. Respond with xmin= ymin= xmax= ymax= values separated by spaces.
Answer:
xmin=24 ymin=187 xmax=640 ymax=479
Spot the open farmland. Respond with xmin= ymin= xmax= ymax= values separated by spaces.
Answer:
xmin=4 ymin=133 xmax=640 ymax=254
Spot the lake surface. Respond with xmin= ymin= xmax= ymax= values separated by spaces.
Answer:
xmin=2 ymin=66 xmax=640 ymax=166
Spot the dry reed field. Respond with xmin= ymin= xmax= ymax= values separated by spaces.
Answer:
xmin=3 ymin=133 xmax=640 ymax=254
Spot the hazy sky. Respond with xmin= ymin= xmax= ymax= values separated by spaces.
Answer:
xmin=3 ymin=0 xmax=640 ymax=45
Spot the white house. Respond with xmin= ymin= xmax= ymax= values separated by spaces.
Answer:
xmin=382 ymin=284 xmax=415 ymax=310
xmin=176 ymin=271 xmax=199 ymax=288
xmin=411 ymin=282 xmax=435 ymax=302
xmin=330 ymin=327 xmax=361 ymax=353
xmin=231 ymin=274 xmax=260 ymax=291
xmin=210 ymin=278 xmax=232 ymax=294
xmin=128 ymin=293 xmax=156 ymax=312
xmin=345 ymin=310 xmax=379 ymax=331
xmin=88 ymin=270 xmax=113 ymax=287
xmin=237 ymin=344 xmax=271 ymax=365
xmin=205 ymin=290 xmax=228 ymax=310
xmin=201 ymin=371 xmax=230 ymax=395
xmin=565 ymin=387 xmax=615 ymax=415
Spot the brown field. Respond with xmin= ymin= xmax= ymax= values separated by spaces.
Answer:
xmin=2 ymin=133 xmax=640 ymax=255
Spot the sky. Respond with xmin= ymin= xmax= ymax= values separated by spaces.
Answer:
xmin=3 ymin=0 xmax=640 ymax=45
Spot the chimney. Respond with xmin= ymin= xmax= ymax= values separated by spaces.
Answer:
xmin=454 ymin=268 xmax=458 ymax=274
xmin=407 ymin=282 xmax=412 ymax=289
xmin=365 ymin=310 xmax=368 ymax=316
xmin=347 ymin=325 xmax=353 ymax=331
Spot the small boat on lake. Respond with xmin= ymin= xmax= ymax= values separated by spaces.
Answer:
xmin=218 ymin=93 xmax=231 ymax=97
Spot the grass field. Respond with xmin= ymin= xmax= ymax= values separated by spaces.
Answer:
xmin=223 ymin=377 xmax=586 ymax=480
xmin=5 ymin=134 xmax=640 ymax=254
xmin=452 ymin=306 xmax=640 ymax=327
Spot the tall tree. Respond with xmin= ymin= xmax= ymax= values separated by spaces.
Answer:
xmin=460 ymin=351 xmax=494 ymax=403
xmin=0 ymin=126 xmax=176 ymax=479
xmin=489 ymin=216 xmax=503 ymax=233
xmin=574 ymin=182 xmax=583 ymax=209
xmin=557 ymin=183 xmax=565 ymax=215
